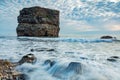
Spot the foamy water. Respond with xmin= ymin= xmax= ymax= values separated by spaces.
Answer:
xmin=0 ymin=35 xmax=120 ymax=80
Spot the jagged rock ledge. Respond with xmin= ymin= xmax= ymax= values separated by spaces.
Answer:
xmin=16 ymin=6 xmax=60 ymax=37
xmin=0 ymin=54 xmax=36 ymax=80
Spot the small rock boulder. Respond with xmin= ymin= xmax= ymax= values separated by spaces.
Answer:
xmin=110 ymin=56 xmax=119 ymax=59
xmin=100 ymin=36 xmax=116 ymax=39
xmin=66 ymin=62 xmax=82 ymax=74
xmin=107 ymin=56 xmax=119 ymax=62
xmin=18 ymin=54 xmax=37 ymax=65
xmin=107 ymin=58 xmax=117 ymax=62
xmin=44 ymin=59 xmax=56 ymax=67
xmin=49 ymin=62 xmax=83 ymax=79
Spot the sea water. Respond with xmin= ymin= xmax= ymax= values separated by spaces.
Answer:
xmin=0 ymin=34 xmax=120 ymax=80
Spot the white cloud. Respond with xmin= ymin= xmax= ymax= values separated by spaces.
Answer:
xmin=60 ymin=18 xmax=100 ymax=32
xmin=76 ymin=25 xmax=99 ymax=31
xmin=105 ymin=24 xmax=120 ymax=31
xmin=86 ymin=0 xmax=120 ymax=2
xmin=109 ymin=0 xmax=120 ymax=2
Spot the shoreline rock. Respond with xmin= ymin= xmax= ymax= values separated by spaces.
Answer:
xmin=0 ymin=54 xmax=36 ymax=80
xmin=0 ymin=60 xmax=27 ymax=80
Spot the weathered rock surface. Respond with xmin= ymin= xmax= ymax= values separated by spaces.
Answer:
xmin=16 ymin=6 xmax=60 ymax=37
xmin=0 ymin=54 xmax=36 ymax=80
xmin=18 ymin=54 xmax=37 ymax=65
xmin=0 ymin=60 xmax=27 ymax=80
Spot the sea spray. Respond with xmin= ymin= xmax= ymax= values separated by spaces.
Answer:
xmin=0 ymin=37 xmax=120 ymax=80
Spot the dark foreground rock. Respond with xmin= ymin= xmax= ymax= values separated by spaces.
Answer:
xmin=0 ymin=54 xmax=36 ymax=80
xmin=66 ymin=62 xmax=82 ymax=74
xmin=47 ymin=62 xmax=82 ymax=79
xmin=18 ymin=54 xmax=37 ymax=65
xmin=44 ymin=59 xmax=56 ymax=67
xmin=16 ymin=6 xmax=60 ymax=37
xmin=0 ymin=60 xmax=27 ymax=80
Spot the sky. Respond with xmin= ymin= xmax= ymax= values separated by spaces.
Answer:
xmin=0 ymin=0 xmax=120 ymax=36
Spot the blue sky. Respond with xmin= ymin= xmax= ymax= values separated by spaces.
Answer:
xmin=0 ymin=0 xmax=120 ymax=36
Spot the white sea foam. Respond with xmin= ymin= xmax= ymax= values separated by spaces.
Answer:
xmin=0 ymin=36 xmax=120 ymax=80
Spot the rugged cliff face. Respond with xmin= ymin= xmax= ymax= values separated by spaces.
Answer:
xmin=16 ymin=6 xmax=60 ymax=37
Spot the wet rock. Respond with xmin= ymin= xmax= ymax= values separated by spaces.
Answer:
xmin=44 ymin=60 xmax=51 ymax=65
xmin=100 ymin=36 xmax=116 ymax=39
xmin=66 ymin=62 xmax=82 ymax=74
xmin=50 ymin=61 xmax=56 ymax=67
xmin=0 ymin=54 xmax=37 ymax=80
xmin=101 ymin=36 xmax=113 ymax=39
xmin=30 ymin=49 xmax=34 ymax=52
xmin=65 ymin=52 xmax=74 ymax=54
xmin=18 ymin=54 xmax=37 ymax=65
xmin=107 ymin=56 xmax=119 ymax=62
xmin=44 ymin=59 xmax=56 ymax=67
xmin=80 ymin=57 xmax=88 ymax=60
xmin=19 ymin=74 xmax=29 ymax=80
xmin=0 ymin=59 xmax=27 ymax=80
xmin=49 ymin=62 xmax=82 ymax=79
xmin=30 ymin=48 xmax=55 ymax=52
xmin=110 ymin=56 xmax=119 ymax=59
xmin=16 ymin=6 xmax=60 ymax=37
xmin=107 ymin=58 xmax=116 ymax=62
xmin=32 ymin=48 xmax=45 ymax=52
xmin=46 ymin=49 xmax=55 ymax=51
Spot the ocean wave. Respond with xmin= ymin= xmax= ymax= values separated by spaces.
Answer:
xmin=17 ymin=37 xmax=113 ymax=43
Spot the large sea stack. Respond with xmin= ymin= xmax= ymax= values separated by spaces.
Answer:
xmin=16 ymin=6 xmax=60 ymax=37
